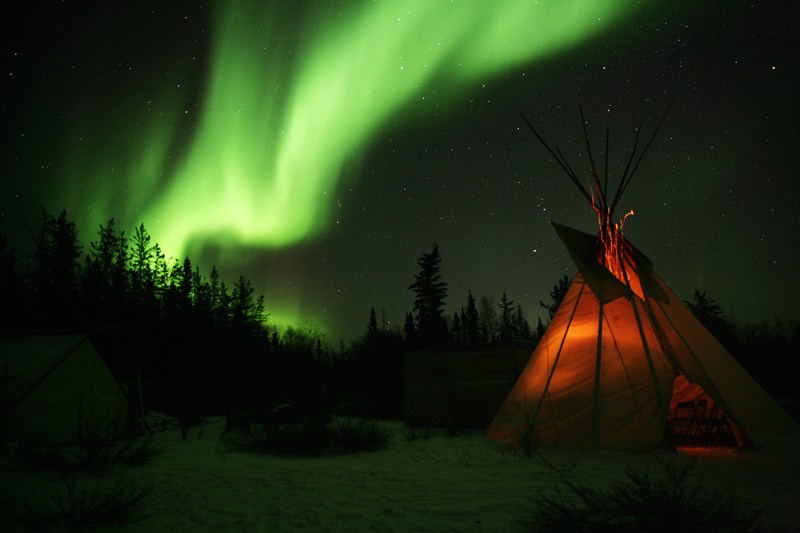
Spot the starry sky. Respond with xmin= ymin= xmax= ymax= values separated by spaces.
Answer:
xmin=2 ymin=1 xmax=798 ymax=343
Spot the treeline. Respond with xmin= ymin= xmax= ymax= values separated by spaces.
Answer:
xmin=403 ymin=243 xmax=567 ymax=349
xmin=0 ymin=210 xmax=365 ymax=418
xmin=2 ymin=210 xmax=267 ymax=336
xmin=0 ymin=210 xmax=548 ymax=421
xmin=1 ymin=211 xmax=796 ymax=421
xmin=684 ymin=290 xmax=800 ymax=404
xmin=403 ymin=243 xmax=799 ymax=409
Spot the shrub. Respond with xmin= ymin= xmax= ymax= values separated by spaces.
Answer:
xmin=331 ymin=418 xmax=393 ymax=454
xmin=495 ymin=415 xmax=576 ymax=473
xmin=404 ymin=425 xmax=434 ymax=441
xmin=520 ymin=462 xmax=770 ymax=533
xmin=444 ymin=426 xmax=470 ymax=438
xmin=222 ymin=417 xmax=392 ymax=456
xmin=0 ymin=472 xmax=154 ymax=531
xmin=16 ymin=434 xmax=164 ymax=475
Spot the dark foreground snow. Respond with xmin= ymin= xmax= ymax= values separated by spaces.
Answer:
xmin=2 ymin=418 xmax=799 ymax=531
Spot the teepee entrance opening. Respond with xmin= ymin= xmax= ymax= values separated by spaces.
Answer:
xmin=669 ymin=373 xmax=739 ymax=448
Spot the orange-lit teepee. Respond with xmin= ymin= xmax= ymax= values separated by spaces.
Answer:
xmin=487 ymin=102 xmax=798 ymax=450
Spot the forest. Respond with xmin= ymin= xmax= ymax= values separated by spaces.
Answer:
xmin=1 ymin=208 xmax=797 ymax=424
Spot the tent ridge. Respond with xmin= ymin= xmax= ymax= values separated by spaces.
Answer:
xmin=1 ymin=333 xmax=129 ymax=444
xmin=0 ymin=335 xmax=88 ymax=420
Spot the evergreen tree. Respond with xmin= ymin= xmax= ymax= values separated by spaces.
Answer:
xmin=50 ymin=210 xmax=83 ymax=301
xmin=459 ymin=308 xmax=468 ymax=343
xmin=464 ymin=290 xmax=480 ymax=344
xmin=151 ymin=243 xmax=169 ymax=299
xmin=32 ymin=209 xmax=83 ymax=325
xmin=685 ymin=289 xmax=736 ymax=349
xmin=498 ymin=292 xmax=516 ymax=341
xmin=230 ymin=275 xmax=265 ymax=330
xmin=408 ymin=243 xmax=448 ymax=348
xmin=540 ymin=274 xmax=572 ymax=324
xmin=535 ymin=316 xmax=546 ymax=343
xmin=129 ymin=223 xmax=156 ymax=315
xmin=514 ymin=305 xmax=532 ymax=340
xmin=403 ymin=312 xmax=415 ymax=346
xmin=209 ymin=267 xmax=232 ymax=327
xmin=366 ymin=306 xmax=379 ymax=344
xmin=0 ymin=221 xmax=22 ymax=329
xmin=84 ymin=218 xmax=128 ymax=323
xmin=478 ymin=295 xmax=497 ymax=343
xmin=451 ymin=311 xmax=463 ymax=344
xmin=165 ymin=257 xmax=194 ymax=316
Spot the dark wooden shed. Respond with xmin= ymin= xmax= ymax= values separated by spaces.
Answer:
xmin=404 ymin=341 xmax=535 ymax=428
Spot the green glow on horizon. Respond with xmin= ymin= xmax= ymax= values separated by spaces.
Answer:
xmin=120 ymin=0 xmax=637 ymax=259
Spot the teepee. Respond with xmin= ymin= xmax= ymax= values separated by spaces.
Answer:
xmin=487 ymin=102 xmax=798 ymax=450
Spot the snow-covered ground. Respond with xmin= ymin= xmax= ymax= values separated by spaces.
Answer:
xmin=3 ymin=417 xmax=799 ymax=532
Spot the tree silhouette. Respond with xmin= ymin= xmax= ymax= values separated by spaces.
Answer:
xmin=31 ymin=209 xmax=83 ymax=326
xmin=685 ymin=289 xmax=736 ymax=349
xmin=129 ymin=223 xmax=157 ymax=317
xmin=366 ymin=306 xmax=379 ymax=345
xmin=464 ymin=290 xmax=480 ymax=344
xmin=83 ymin=218 xmax=128 ymax=324
xmin=540 ymin=274 xmax=572 ymax=324
xmin=498 ymin=292 xmax=516 ymax=341
xmin=514 ymin=305 xmax=531 ymax=340
xmin=478 ymin=295 xmax=497 ymax=343
xmin=403 ymin=312 xmax=415 ymax=346
xmin=0 ymin=220 xmax=23 ymax=329
xmin=230 ymin=275 xmax=266 ymax=333
xmin=451 ymin=311 xmax=463 ymax=344
xmin=408 ymin=243 xmax=448 ymax=348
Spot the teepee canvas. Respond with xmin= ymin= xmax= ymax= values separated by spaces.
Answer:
xmin=1 ymin=333 xmax=129 ymax=444
xmin=488 ymin=101 xmax=798 ymax=450
xmin=487 ymin=223 xmax=798 ymax=450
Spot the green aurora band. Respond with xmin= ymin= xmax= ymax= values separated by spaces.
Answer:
xmin=113 ymin=0 xmax=638 ymax=255
xmin=60 ymin=0 xmax=644 ymax=331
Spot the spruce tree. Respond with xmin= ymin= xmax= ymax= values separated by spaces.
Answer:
xmin=31 ymin=208 xmax=83 ymax=326
xmin=129 ymin=223 xmax=155 ymax=315
xmin=498 ymin=292 xmax=516 ymax=341
xmin=404 ymin=312 xmax=415 ymax=346
xmin=535 ymin=316 xmax=546 ymax=342
xmin=685 ymin=290 xmax=736 ymax=349
xmin=451 ymin=311 xmax=462 ymax=344
xmin=514 ymin=305 xmax=531 ymax=340
xmin=465 ymin=290 xmax=480 ymax=344
xmin=540 ymin=274 xmax=572 ymax=324
xmin=408 ymin=243 xmax=448 ymax=348
xmin=84 ymin=218 xmax=127 ymax=324
xmin=478 ymin=295 xmax=497 ymax=343
xmin=0 ymin=221 xmax=22 ymax=328
xmin=366 ymin=306 xmax=379 ymax=344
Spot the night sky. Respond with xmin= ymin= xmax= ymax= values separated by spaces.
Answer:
xmin=3 ymin=1 xmax=798 ymax=343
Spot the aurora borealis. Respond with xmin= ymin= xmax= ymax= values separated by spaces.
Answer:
xmin=3 ymin=1 xmax=798 ymax=342
xmin=139 ymin=0 xmax=639 ymax=256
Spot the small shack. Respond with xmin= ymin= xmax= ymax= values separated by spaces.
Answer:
xmin=404 ymin=341 xmax=535 ymax=428
xmin=1 ymin=333 xmax=129 ymax=444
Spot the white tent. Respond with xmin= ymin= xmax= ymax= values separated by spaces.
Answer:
xmin=1 ymin=333 xmax=128 ymax=444
xmin=487 ymin=223 xmax=799 ymax=450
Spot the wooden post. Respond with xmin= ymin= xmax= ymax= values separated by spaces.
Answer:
xmin=137 ymin=371 xmax=154 ymax=435
xmin=1 ymin=364 xmax=9 ymax=417
xmin=0 ymin=364 xmax=7 ymax=447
